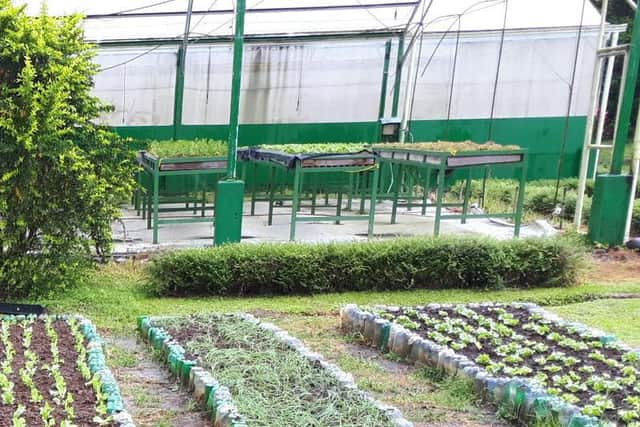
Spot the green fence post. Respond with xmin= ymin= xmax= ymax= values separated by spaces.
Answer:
xmin=434 ymin=162 xmax=447 ymax=236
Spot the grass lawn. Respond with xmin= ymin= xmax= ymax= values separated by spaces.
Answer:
xmin=28 ymin=262 xmax=640 ymax=427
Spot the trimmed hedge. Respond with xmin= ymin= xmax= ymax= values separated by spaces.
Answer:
xmin=146 ymin=237 xmax=585 ymax=297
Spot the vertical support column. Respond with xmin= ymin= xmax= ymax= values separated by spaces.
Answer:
xmin=368 ymin=166 xmax=380 ymax=238
xmin=267 ymin=165 xmax=276 ymax=226
xmin=611 ymin=4 xmax=640 ymax=174
xmin=421 ymin=169 xmax=431 ymax=216
xmin=290 ymin=164 xmax=302 ymax=241
xmin=461 ymin=169 xmax=472 ymax=224
xmin=434 ymin=161 xmax=446 ymax=236
xmin=377 ymin=40 xmax=392 ymax=141
xmin=391 ymin=164 xmax=403 ymax=224
xmin=172 ymin=0 xmax=194 ymax=140
xmin=215 ymin=0 xmax=246 ymax=245
xmin=152 ymin=167 xmax=160 ymax=244
xmin=514 ymin=155 xmax=528 ymax=238
xmin=391 ymin=37 xmax=405 ymax=118
xmin=226 ymin=0 xmax=246 ymax=180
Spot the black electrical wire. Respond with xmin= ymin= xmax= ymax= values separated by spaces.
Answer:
xmin=98 ymin=45 xmax=166 ymax=72
xmin=104 ymin=0 xmax=179 ymax=16
xmin=404 ymin=0 xmax=435 ymax=141
xmin=553 ymin=0 xmax=588 ymax=205
xmin=446 ymin=18 xmax=462 ymax=125
xmin=189 ymin=0 xmax=219 ymax=34
xmin=487 ymin=0 xmax=509 ymax=140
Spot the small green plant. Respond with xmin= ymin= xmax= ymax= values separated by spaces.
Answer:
xmin=147 ymin=139 xmax=228 ymax=158
xmin=259 ymin=143 xmax=370 ymax=154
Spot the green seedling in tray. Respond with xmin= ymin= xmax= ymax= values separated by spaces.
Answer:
xmin=374 ymin=140 xmax=521 ymax=154
xmin=147 ymin=139 xmax=228 ymax=158
xmin=258 ymin=143 xmax=371 ymax=154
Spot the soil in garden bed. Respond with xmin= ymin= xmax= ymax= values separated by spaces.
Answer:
xmin=0 ymin=318 xmax=113 ymax=427
xmin=156 ymin=315 xmax=399 ymax=427
xmin=378 ymin=304 xmax=640 ymax=425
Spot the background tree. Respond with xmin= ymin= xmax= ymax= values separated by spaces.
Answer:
xmin=0 ymin=2 xmax=134 ymax=298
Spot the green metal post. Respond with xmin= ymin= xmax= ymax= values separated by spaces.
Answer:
xmin=172 ymin=47 xmax=186 ymax=139
xmin=226 ymin=0 xmax=246 ymax=180
xmin=377 ymin=40 xmax=392 ymax=132
xmin=434 ymin=162 xmax=447 ymax=236
xmin=461 ymin=169 xmax=472 ymax=224
xmin=172 ymin=0 xmax=194 ymax=139
xmin=368 ymin=166 xmax=380 ymax=238
xmin=391 ymin=37 xmax=405 ymax=117
xmin=611 ymin=5 xmax=640 ymax=174
xmin=290 ymin=163 xmax=302 ymax=241
xmin=421 ymin=170 xmax=431 ymax=216
xmin=214 ymin=0 xmax=246 ymax=245
xmin=391 ymin=163 xmax=402 ymax=224
xmin=514 ymin=158 xmax=528 ymax=238
xmin=152 ymin=166 xmax=160 ymax=244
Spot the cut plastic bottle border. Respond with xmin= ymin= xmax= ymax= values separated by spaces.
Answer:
xmin=340 ymin=302 xmax=640 ymax=427
xmin=138 ymin=313 xmax=413 ymax=427
xmin=137 ymin=315 xmax=247 ymax=427
xmin=1 ymin=314 xmax=135 ymax=426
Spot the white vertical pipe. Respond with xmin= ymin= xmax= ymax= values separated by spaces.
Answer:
xmin=592 ymin=31 xmax=620 ymax=179
xmin=575 ymin=0 xmax=608 ymax=227
xmin=400 ymin=32 xmax=418 ymax=143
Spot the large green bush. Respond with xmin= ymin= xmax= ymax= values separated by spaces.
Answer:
xmin=0 ymin=3 xmax=134 ymax=297
xmin=146 ymin=237 xmax=585 ymax=297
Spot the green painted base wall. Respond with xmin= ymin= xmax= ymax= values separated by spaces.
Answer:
xmin=115 ymin=116 xmax=587 ymax=180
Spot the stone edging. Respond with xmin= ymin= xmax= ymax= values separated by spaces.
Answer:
xmin=137 ymin=316 xmax=247 ymax=427
xmin=340 ymin=302 xmax=639 ymax=427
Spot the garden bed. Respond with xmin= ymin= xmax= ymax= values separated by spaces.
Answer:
xmin=341 ymin=303 xmax=640 ymax=426
xmin=138 ymin=314 xmax=411 ymax=427
xmin=0 ymin=315 xmax=132 ymax=426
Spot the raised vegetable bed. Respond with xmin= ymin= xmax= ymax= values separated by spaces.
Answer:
xmin=241 ymin=143 xmax=379 ymax=240
xmin=373 ymin=141 xmax=527 ymax=236
xmin=138 ymin=314 xmax=411 ymax=427
xmin=341 ymin=303 xmax=640 ymax=426
xmin=0 ymin=315 xmax=132 ymax=427
xmin=134 ymin=139 xmax=231 ymax=244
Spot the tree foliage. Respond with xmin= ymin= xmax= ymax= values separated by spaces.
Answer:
xmin=0 ymin=2 xmax=135 ymax=298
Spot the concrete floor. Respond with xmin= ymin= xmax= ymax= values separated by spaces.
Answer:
xmin=112 ymin=199 xmax=557 ymax=255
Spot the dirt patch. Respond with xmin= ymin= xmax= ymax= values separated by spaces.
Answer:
xmin=588 ymin=248 xmax=640 ymax=283
xmin=105 ymin=335 xmax=209 ymax=427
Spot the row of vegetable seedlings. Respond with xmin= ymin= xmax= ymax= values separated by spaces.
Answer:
xmin=0 ymin=315 xmax=133 ymax=427
xmin=341 ymin=303 xmax=640 ymax=427
xmin=137 ymin=314 xmax=412 ymax=427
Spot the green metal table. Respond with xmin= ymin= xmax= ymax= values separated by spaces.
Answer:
xmin=376 ymin=146 xmax=528 ymax=237
xmin=241 ymin=149 xmax=379 ymax=241
xmin=136 ymin=151 xmax=228 ymax=244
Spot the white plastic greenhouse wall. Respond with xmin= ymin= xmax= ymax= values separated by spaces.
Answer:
xmin=18 ymin=0 xmax=625 ymax=178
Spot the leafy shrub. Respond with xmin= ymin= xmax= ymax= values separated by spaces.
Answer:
xmin=0 ymin=4 xmax=134 ymax=297
xmin=146 ymin=237 xmax=585 ymax=297
xmin=448 ymin=179 xmax=597 ymax=222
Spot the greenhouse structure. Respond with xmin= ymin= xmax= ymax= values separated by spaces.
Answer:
xmin=20 ymin=0 xmax=625 ymax=180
